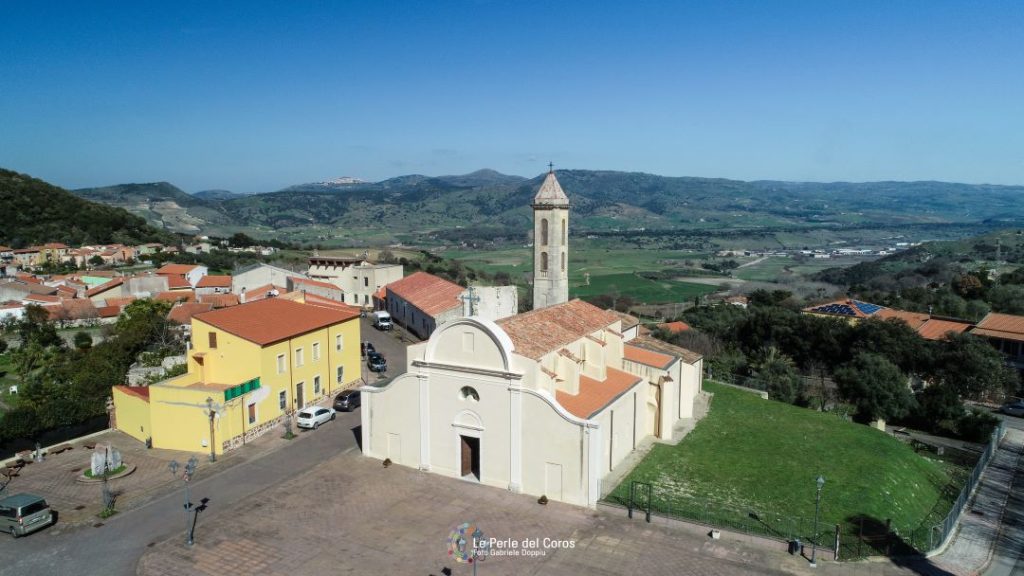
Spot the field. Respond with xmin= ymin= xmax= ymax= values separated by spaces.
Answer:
xmin=607 ymin=382 xmax=965 ymax=553
xmin=443 ymin=241 xmax=719 ymax=304
xmin=734 ymin=255 xmax=875 ymax=283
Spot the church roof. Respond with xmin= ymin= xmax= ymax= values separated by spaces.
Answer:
xmin=497 ymin=299 xmax=619 ymax=360
xmin=533 ymin=171 xmax=569 ymax=206
xmin=556 ymin=367 xmax=642 ymax=419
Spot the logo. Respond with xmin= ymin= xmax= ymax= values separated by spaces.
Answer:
xmin=447 ymin=522 xmax=487 ymax=564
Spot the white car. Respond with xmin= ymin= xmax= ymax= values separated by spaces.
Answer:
xmin=296 ymin=407 xmax=336 ymax=429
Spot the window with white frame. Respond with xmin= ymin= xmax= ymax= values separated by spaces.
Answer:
xmin=314 ymin=375 xmax=321 ymax=395
xmin=295 ymin=347 xmax=304 ymax=367
xmin=335 ymin=334 xmax=343 ymax=351
xmin=279 ymin=390 xmax=286 ymax=411
xmin=312 ymin=342 xmax=320 ymax=361
xmin=276 ymin=354 xmax=286 ymax=374
xmin=336 ymin=365 xmax=344 ymax=384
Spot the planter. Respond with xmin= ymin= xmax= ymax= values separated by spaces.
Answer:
xmin=76 ymin=464 xmax=137 ymax=483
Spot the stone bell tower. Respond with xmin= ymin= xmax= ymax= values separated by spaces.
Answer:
xmin=532 ymin=165 xmax=569 ymax=310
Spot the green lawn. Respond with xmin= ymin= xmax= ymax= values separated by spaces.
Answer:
xmin=607 ymin=382 xmax=964 ymax=552
xmin=570 ymin=272 xmax=715 ymax=304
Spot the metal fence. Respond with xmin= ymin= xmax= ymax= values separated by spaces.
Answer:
xmin=611 ymin=421 xmax=1006 ymax=561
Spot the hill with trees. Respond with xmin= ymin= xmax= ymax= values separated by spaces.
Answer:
xmin=67 ymin=169 xmax=1024 ymax=242
xmin=0 ymin=168 xmax=171 ymax=248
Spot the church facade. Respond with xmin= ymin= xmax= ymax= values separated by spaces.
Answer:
xmin=360 ymin=170 xmax=703 ymax=508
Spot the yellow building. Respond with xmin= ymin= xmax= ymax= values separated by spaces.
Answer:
xmin=112 ymin=297 xmax=362 ymax=455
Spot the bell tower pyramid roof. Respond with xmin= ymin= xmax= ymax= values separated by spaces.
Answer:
xmin=533 ymin=169 xmax=569 ymax=207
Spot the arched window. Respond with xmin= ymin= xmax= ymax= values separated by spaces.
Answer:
xmin=540 ymin=252 xmax=548 ymax=272
xmin=561 ymin=252 xmax=566 ymax=272
xmin=540 ymin=218 xmax=549 ymax=245
xmin=460 ymin=386 xmax=480 ymax=401
xmin=561 ymin=219 xmax=567 ymax=244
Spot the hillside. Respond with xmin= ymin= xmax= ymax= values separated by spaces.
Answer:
xmin=193 ymin=189 xmax=248 ymax=201
xmin=0 ymin=168 xmax=170 ymax=248
xmin=73 ymin=181 xmax=234 ymax=234
xmin=71 ymin=169 xmax=1024 ymax=242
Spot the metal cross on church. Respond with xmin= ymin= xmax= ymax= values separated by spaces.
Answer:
xmin=461 ymin=286 xmax=481 ymax=316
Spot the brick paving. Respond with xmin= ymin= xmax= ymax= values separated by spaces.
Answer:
xmin=137 ymin=450 xmax=929 ymax=576
xmin=1 ymin=426 xmax=295 ymax=527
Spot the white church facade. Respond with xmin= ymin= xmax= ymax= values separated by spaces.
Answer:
xmin=359 ymin=170 xmax=703 ymax=508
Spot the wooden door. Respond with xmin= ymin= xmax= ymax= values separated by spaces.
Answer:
xmin=460 ymin=436 xmax=472 ymax=477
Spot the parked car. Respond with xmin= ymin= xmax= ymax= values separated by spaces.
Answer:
xmin=373 ymin=311 xmax=393 ymax=331
xmin=296 ymin=407 xmax=336 ymax=429
xmin=334 ymin=390 xmax=361 ymax=411
xmin=361 ymin=341 xmax=375 ymax=357
xmin=1000 ymin=400 xmax=1024 ymax=417
xmin=367 ymin=351 xmax=387 ymax=372
xmin=1 ymin=493 xmax=54 ymax=538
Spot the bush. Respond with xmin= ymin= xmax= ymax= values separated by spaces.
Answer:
xmin=957 ymin=409 xmax=1000 ymax=443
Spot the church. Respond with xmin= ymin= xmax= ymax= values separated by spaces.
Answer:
xmin=360 ymin=169 xmax=703 ymax=508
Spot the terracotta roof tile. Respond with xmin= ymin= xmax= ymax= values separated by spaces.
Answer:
xmin=386 ymin=271 xmax=463 ymax=317
xmin=114 ymin=385 xmax=150 ymax=402
xmin=166 ymin=276 xmax=192 ymax=290
xmin=497 ymin=299 xmax=620 ymax=360
xmin=44 ymin=299 xmax=99 ymax=320
xmin=86 ymin=277 xmax=124 ymax=297
xmin=631 ymin=335 xmax=703 ymax=365
xmin=196 ymin=275 xmax=232 ymax=288
xmin=167 ymin=302 xmax=214 ymax=325
xmin=297 ymin=293 xmax=360 ymax=313
xmin=657 ymin=321 xmax=691 ymax=334
xmin=555 ymin=367 xmax=641 ymax=419
xmin=240 ymin=284 xmax=285 ymax=302
xmin=972 ymin=312 xmax=1024 ymax=343
xmin=194 ymin=298 xmax=358 ymax=346
xmin=291 ymin=277 xmax=342 ymax=292
xmin=97 ymin=305 xmax=121 ymax=318
xmin=918 ymin=318 xmax=973 ymax=341
xmin=154 ymin=291 xmax=196 ymax=303
xmin=198 ymin=293 xmax=240 ymax=308
xmin=875 ymin=309 xmax=930 ymax=331
xmin=623 ymin=343 xmax=675 ymax=369
xmin=24 ymin=293 xmax=60 ymax=303
xmin=156 ymin=263 xmax=199 ymax=275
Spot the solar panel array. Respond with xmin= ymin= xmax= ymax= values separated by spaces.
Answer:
xmin=810 ymin=303 xmax=857 ymax=316
xmin=853 ymin=300 xmax=884 ymax=315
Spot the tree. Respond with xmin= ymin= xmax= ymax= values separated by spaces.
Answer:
xmin=833 ymin=352 xmax=915 ymax=423
xmin=0 ymin=338 xmax=7 ymax=354
xmin=750 ymin=346 xmax=802 ymax=404
xmin=74 ymin=331 xmax=93 ymax=350
xmin=933 ymin=333 xmax=1019 ymax=400
xmin=89 ymin=255 xmax=105 ymax=267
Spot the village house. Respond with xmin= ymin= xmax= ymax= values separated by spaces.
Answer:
xmin=231 ymin=263 xmax=306 ymax=294
xmin=112 ymin=298 xmax=362 ymax=455
xmin=307 ymin=255 xmax=403 ymax=308
xmin=155 ymin=263 xmax=208 ymax=288
xmin=385 ymin=272 xmax=518 ymax=340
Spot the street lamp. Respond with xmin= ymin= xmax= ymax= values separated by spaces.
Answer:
xmin=811 ymin=475 xmax=825 ymax=568
xmin=206 ymin=397 xmax=216 ymax=462
xmin=169 ymin=456 xmax=199 ymax=546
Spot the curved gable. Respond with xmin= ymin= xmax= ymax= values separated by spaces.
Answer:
xmin=424 ymin=317 xmax=515 ymax=372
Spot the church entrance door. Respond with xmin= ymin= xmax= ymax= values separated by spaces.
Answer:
xmin=460 ymin=435 xmax=480 ymax=480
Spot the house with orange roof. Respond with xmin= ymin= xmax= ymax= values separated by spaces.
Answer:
xmin=307 ymin=255 xmax=403 ymax=308
xmin=155 ymin=263 xmax=208 ymax=288
xmin=287 ymin=276 xmax=344 ymax=302
xmin=195 ymin=274 xmax=232 ymax=296
xmin=384 ymin=271 xmax=518 ymax=339
xmin=112 ymin=298 xmax=362 ymax=455
xmin=657 ymin=320 xmax=691 ymax=334
xmin=971 ymin=312 xmax=1024 ymax=375
xmin=361 ymin=298 xmax=702 ymax=509
xmin=802 ymin=299 xmax=887 ymax=323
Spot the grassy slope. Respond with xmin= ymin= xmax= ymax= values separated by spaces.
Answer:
xmin=608 ymin=382 xmax=961 ymax=537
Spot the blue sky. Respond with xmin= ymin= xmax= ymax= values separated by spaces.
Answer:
xmin=1 ymin=1 xmax=1022 ymax=192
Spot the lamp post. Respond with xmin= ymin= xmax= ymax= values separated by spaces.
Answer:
xmin=169 ymin=456 xmax=199 ymax=546
xmin=811 ymin=475 xmax=825 ymax=568
xmin=206 ymin=397 xmax=216 ymax=462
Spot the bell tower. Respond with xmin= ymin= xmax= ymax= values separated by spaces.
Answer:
xmin=532 ymin=165 xmax=569 ymax=310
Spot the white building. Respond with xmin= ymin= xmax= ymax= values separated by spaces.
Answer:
xmin=532 ymin=169 xmax=569 ymax=310
xmin=385 ymin=272 xmax=518 ymax=340
xmin=307 ymin=256 xmax=403 ymax=308
xmin=361 ymin=300 xmax=702 ymax=508
xmin=361 ymin=170 xmax=702 ymax=508
xmin=231 ymin=263 xmax=307 ymax=294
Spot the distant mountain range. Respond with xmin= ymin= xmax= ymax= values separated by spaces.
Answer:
xmin=68 ymin=169 xmax=1024 ymax=240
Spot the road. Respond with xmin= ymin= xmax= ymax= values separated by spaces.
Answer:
xmin=984 ymin=412 xmax=1024 ymax=576
xmin=0 ymin=408 xmax=363 ymax=576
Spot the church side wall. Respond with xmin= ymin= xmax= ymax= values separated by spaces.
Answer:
xmin=519 ymin=392 xmax=589 ymax=507
xmin=362 ymin=374 xmax=421 ymax=466
xmin=596 ymin=383 xmax=647 ymax=480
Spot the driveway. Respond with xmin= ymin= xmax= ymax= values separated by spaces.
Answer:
xmin=358 ymin=315 xmax=410 ymax=383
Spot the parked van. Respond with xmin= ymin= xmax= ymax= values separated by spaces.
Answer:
xmin=373 ymin=311 xmax=393 ymax=331
xmin=1 ymin=493 xmax=54 ymax=538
